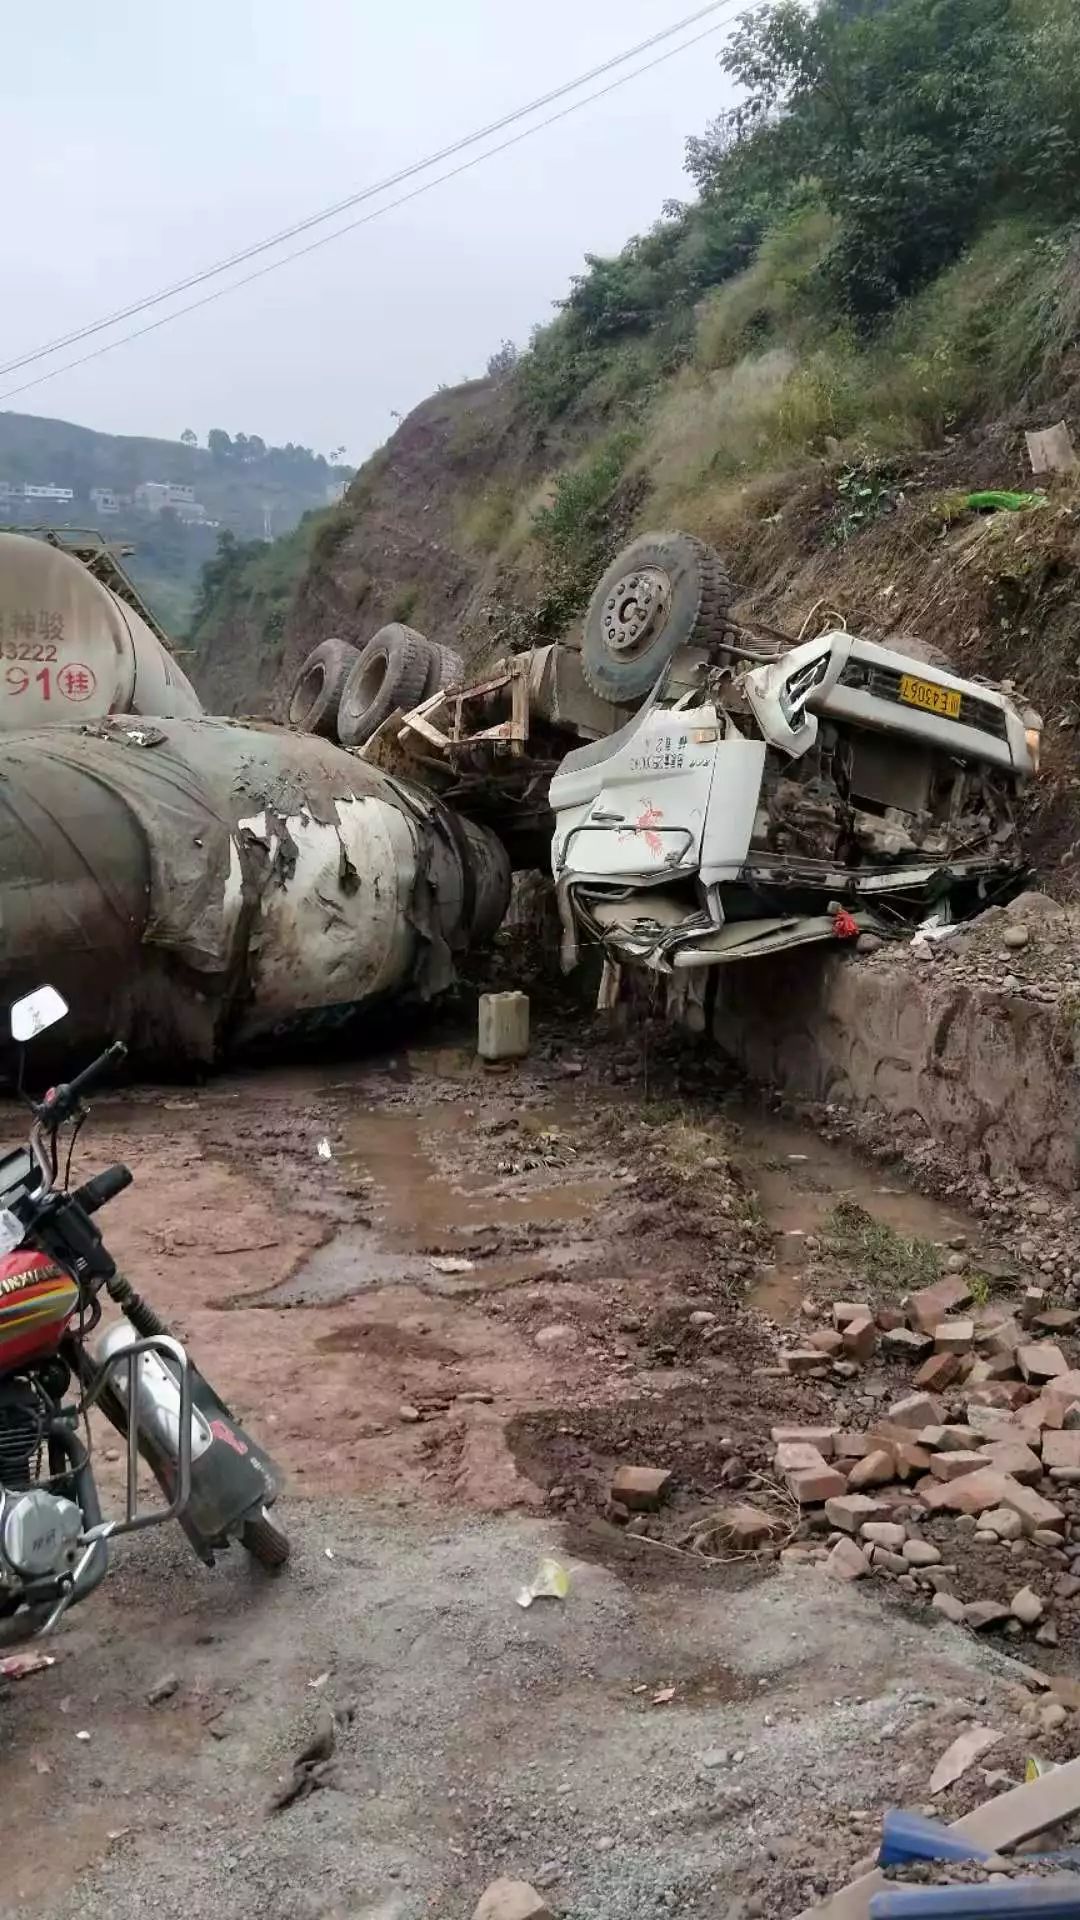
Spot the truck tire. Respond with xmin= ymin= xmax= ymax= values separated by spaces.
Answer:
xmin=337 ymin=624 xmax=434 ymax=747
xmin=423 ymin=641 xmax=465 ymax=699
xmin=580 ymin=532 xmax=737 ymax=703
xmin=288 ymin=638 xmax=360 ymax=738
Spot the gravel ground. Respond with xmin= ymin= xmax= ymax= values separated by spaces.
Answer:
xmin=0 ymin=1497 xmax=1041 ymax=1920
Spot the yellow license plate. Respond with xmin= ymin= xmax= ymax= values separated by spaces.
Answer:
xmin=898 ymin=673 xmax=962 ymax=720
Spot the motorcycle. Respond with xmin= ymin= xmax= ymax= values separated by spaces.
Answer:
xmin=0 ymin=985 xmax=289 ymax=1649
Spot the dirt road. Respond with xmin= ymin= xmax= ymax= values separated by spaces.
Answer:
xmin=0 ymin=1019 xmax=1070 ymax=1919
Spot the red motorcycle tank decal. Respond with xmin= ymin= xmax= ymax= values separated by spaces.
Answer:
xmin=0 ymin=1250 xmax=79 ymax=1368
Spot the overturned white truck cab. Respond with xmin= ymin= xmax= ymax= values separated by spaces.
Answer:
xmin=339 ymin=530 xmax=1038 ymax=981
xmin=550 ymin=625 xmax=1037 ymax=972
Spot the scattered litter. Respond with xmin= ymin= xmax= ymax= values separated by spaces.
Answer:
xmin=929 ymin=1724 xmax=1002 ymax=1793
xmin=1025 ymin=1754 xmax=1057 ymax=1782
xmin=75 ymin=1730 xmax=91 ymax=1742
xmin=515 ymin=1557 xmax=570 ymax=1609
xmin=308 ymin=1672 xmax=331 ymax=1691
xmin=106 ymin=1828 xmax=131 ymax=1843
xmin=0 ymin=1651 xmax=55 ymax=1681
xmin=651 ymin=1686 xmax=676 ymax=1705
xmin=1026 ymin=421 xmax=1077 ymax=477
xmin=964 ymin=489 xmax=1046 ymax=513
xmin=324 ymin=1547 xmax=335 ymax=1560
xmin=147 ymin=1672 xmax=179 ymax=1705
xmin=429 ymin=1255 xmax=475 ymax=1274
xmin=315 ymin=1137 xmax=332 ymax=1160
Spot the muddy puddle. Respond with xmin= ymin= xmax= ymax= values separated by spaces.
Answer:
xmin=272 ymin=1101 xmax=614 ymax=1306
xmin=733 ymin=1109 xmax=970 ymax=1320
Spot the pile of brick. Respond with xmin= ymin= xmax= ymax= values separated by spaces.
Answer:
xmin=771 ymin=1272 xmax=1080 ymax=1638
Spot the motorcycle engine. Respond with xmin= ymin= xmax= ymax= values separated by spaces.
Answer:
xmin=0 ymin=1378 xmax=82 ymax=1585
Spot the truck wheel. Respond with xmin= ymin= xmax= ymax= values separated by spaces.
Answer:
xmin=580 ymin=532 xmax=737 ymax=703
xmin=240 ymin=1507 xmax=290 ymax=1570
xmin=337 ymin=624 xmax=434 ymax=746
xmin=423 ymin=641 xmax=465 ymax=698
xmin=288 ymin=638 xmax=360 ymax=738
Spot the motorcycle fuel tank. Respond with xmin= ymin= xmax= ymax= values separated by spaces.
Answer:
xmin=0 ymin=1250 xmax=78 ymax=1369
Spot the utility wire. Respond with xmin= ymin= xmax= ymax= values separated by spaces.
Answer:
xmin=0 ymin=15 xmax=741 ymax=407
xmin=0 ymin=2 xmax=736 ymax=383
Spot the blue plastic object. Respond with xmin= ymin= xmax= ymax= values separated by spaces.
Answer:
xmin=879 ymin=1811 xmax=992 ymax=1869
xmin=869 ymin=1883 xmax=1080 ymax=1916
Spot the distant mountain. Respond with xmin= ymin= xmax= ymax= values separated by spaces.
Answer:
xmin=0 ymin=411 xmax=353 ymax=634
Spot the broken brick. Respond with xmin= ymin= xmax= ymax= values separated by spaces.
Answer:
xmin=826 ymin=1536 xmax=869 ymax=1581
xmin=610 ymin=1466 xmax=672 ymax=1512
xmin=833 ymin=1433 xmax=874 ymax=1460
xmin=984 ymin=1441 xmax=1042 ymax=1484
xmin=1032 ymin=1370 xmax=1080 ymax=1427
xmin=770 ymin=1425 xmax=838 ymax=1459
xmin=887 ymin=1392 xmax=942 ymax=1429
xmin=933 ymin=1318 xmax=975 ymax=1354
xmin=1041 ymin=1431 xmax=1080 ymax=1471
xmin=1033 ymin=1309 xmax=1080 ymax=1334
xmin=787 ymin=1463 xmax=847 ymax=1504
xmin=893 ymin=1441 xmax=932 ymax=1479
xmin=774 ymin=1441 xmax=830 ymax=1475
xmin=876 ymin=1307 xmax=906 ymax=1333
xmin=909 ymin=1275 xmax=974 ymax=1333
xmin=1018 ymin=1343 xmax=1069 ymax=1383
xmin=966 ymin=1380 xmax=1031 ymax=1411
xmin=919 ymin=1467 xmax=1017 ymax=1515
xmin=824 ymin=1492 xmax=886 ymax=1533
xmin=832 ymin=1301 xmax=871 ymax=1329
xmin=915 ymin=1353 xmax=961 ymax=1393
xmin=782 ymin=1350 xmax=830 ymax=1376
xmin=929 ymin=1450 xmax=988 ymax=1482
xmin=882 ymin=1327 xmax=932 ymax=1357
xmin=842 ymin=1314 xmax=879 ymax=1363
xmin=807 ymin=1328 xmax=844 ymax=1356
xmin=847 ymin=1449 xmax=896 ymax=1490
xmin=714 ymin=1504 xmax=781 ymax=1550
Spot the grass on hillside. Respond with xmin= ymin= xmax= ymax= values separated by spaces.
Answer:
xmin=821 ymin=1200 xmax=942 ymax=1294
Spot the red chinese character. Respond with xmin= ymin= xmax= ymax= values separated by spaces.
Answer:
xmin=57 ymin=662 xmax=97 ymax=702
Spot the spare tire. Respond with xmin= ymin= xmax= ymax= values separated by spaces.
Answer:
xmin=423 ymin=640 xmax=465 ymax=698
xmin=581 ymin=531 xmax=737 ymax=703
xmin=288 ymin=638 xmax=360 ymax=738
xmin=337 ymin=624 xmax=434 ymax=747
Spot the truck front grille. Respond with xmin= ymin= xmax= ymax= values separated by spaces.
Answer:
xmin=837 ymin=659 xmax=1009 ymax=742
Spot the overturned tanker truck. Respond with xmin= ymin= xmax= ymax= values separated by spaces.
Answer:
xmin=299 ymin=530 xmax=1042 ymax=981
xmin=0 ymin=531 xmax=509 ymax=1068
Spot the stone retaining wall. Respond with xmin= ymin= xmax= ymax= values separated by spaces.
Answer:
xmin=709 ymin=941 xmax=1080 ymax=1190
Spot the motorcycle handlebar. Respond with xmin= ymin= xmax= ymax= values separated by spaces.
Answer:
xmin=38 ymin=1041 xmax=127 ymax=1127
xmin=74 ymin=1163 xmax=133 ymax=1215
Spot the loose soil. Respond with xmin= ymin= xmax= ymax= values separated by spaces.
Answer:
xmin=1 ymin=1017 xmax=1077 ymax=1920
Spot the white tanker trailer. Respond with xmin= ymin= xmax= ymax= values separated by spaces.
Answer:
xmin=0 ymin=530 xmax=201 ymax=729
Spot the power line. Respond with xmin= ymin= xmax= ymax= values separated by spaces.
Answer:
xmin=0 ymin=2 xmax=735 ymax=383
xmin=0 ymin=14 xmax=742 ymax=407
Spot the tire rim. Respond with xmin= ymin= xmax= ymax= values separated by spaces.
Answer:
xmin=289 ymin=660 xmax=325 ymax=722
xmin=600 ymin=566 xmax=672 ymax=657
xmin=351 ymin=650 xmax=389 ymax=714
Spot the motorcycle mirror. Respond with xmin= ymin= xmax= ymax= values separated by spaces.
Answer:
xmin=10 ymin=985 xmax=69 ymax=1043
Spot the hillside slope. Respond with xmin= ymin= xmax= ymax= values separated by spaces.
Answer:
xmin=189 ymin=0 xmax=1080 ymax=882
xmin=0 ymin=410 xmax=351 ymax=631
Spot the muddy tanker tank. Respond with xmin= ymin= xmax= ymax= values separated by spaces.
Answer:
xmin=0 ymin=531 xmax=201 ymax=728
xmin=0 ymin=716 xmax=510 ymax=1068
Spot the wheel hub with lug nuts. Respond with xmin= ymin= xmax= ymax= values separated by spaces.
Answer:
xmin=601 ymin=567 xmax=671 ymax=656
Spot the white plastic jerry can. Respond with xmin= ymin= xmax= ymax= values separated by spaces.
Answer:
xmin=478 ymin=991 xmax=530 ymax=1062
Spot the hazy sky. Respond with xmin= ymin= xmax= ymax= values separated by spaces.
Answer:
xmin=1 ymin=2 xmax=736 ymax=462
